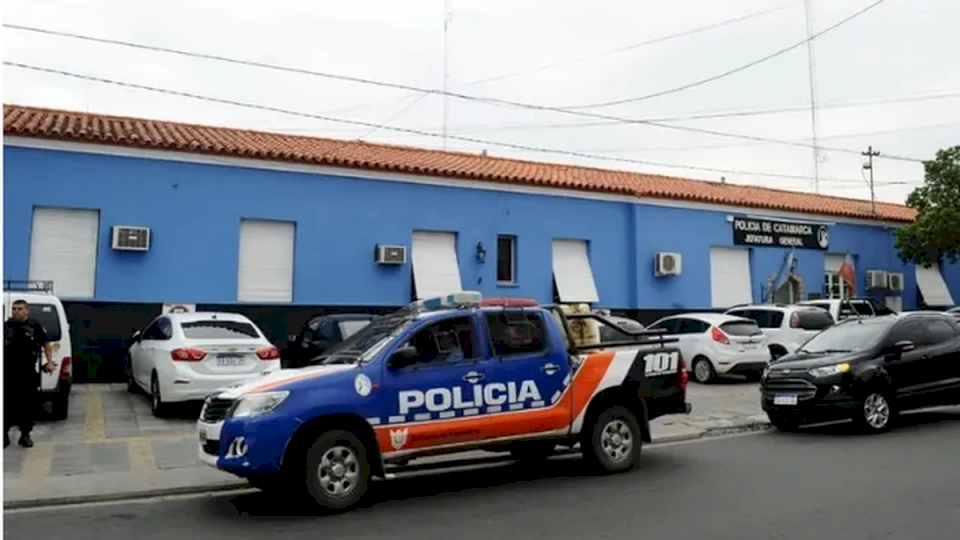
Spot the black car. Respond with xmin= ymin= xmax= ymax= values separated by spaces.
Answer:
xmin=760 ymin=311 xmax=960 ymax=433
xmin=280 ymin=313 xmax=376 ymax=369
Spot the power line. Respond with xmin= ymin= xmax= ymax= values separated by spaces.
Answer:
xmin=558 ymin=0 xmax=892 ymax=110
xmin=459 ymin=4 xmax=794 ymax=88
xmin=2 ymin=22 xmax=922 ymax=163
xmin=4 ymin=61 xmax=901 ymax=189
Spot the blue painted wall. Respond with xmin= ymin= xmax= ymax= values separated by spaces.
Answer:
xmin=4 ymin=144 xmax=952 ymax=309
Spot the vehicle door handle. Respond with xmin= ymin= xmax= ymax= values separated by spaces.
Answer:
xmin=541 ymin=363 xmax=560 ymax=375
xmin=463 ymin=371 xmax=484 ymax=384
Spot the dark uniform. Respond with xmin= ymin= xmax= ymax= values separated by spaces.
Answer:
xmin=4 ymin=317 xmax=48 ymax=444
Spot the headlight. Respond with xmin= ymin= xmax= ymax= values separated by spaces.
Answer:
xmin=229 ymin=391 xmax=289 ymax=418
xmin=808 ymin=363 xmax=850 ymax=378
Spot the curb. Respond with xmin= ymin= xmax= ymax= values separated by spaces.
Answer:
xmin=5 ymin=421 xmax=772 ymax=510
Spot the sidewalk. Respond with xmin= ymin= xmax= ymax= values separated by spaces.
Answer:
xmin=3 ymin=381 xmax=769 ymax=508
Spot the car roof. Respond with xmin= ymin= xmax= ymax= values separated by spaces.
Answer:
xmin=659 ymin=312 xmax=751 ymax=324
xmin=163 ymin=311 xmax=254 ymax=323
xmin=727 ymin=304 xmax=820 ymax=313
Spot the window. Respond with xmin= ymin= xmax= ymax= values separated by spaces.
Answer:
xmin=869 ymin=299 xmax=895 ymax=316
xmin=237 ymin=219 xmax=296 ymax=302
xmin=887 ymin=320 xmax=930 ymax=348
xmin=400 ymin=316 xmax=479 ymax=366
xmin=648 ymin=319 xmax=679 ymax=334
xmin=730 ymin=309 xmax=784 ymax=329
xmin=485 ymin=311 xmax=547 ymax=357
xmin=143 ymin=318 xmax=173 ymax=341
xmin=800 ymin=319 xmax=894 ymax=353
xmin=30 ymin=303 xmax=62 ymax=342
xmin=851 ymin=301 xmax=874 ymax=316
xmin=924 ymin=319 xmax=959 ymax=345
xmin=674 ymin=318 xmax=710 ymax=334
xmin=794 ymin=310 xmax=834 ymax=331
xmin=339 ymin=320 xmax=372 ymax=339
xmin=180 ymin=320 xmax=260 ymax=340
xmin=823 ymin=272 xmax=853 ymax=299
xmin=720 ymin=320 xmax=763 ymax=336
xmin=497 ymin=235 xmax=517 ymax=284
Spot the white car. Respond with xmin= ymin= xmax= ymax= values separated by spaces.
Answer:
xmin=798 ymin=297 xmax=895 ymax=322
xmin=646 ymin=313 xmax=770 ymax=383
xmin=724 ymin=304 xmax=835 ymax=360
xmin=3 ymin=281 xmax=74 ymax=420
xmin=127 ymin=312 xmax=281 ymax=416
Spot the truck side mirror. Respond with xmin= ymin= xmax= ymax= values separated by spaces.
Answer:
xmin=893 ymin=340 xmax=915 ymax=353
xmin=388 ymin=346 xmax=419 ymax=370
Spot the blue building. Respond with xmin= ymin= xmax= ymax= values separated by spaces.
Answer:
xmin=4 ymin=105 xmax=959 ymax=381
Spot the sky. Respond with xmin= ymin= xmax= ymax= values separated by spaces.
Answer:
xmin=3 ymin=0 xmax=959 ymax=205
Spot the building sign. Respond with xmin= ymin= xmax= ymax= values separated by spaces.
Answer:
xmin=732 ymin=217 xmax=829 ymax=250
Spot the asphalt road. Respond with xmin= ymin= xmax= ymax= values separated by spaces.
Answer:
xmin=7 ymin=410 xmax=960 ymax=540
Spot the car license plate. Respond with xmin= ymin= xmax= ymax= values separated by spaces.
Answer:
xmin=216 ymin=354 xmax=244 ymax=366
xmin=199 ymin=428 xmax=208 ymax=443
xmin=774 ymin=394 xmax=798 ymax=406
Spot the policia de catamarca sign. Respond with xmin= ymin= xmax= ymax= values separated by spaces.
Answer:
xmin=732 ymin=216 xmax=830 ymax=250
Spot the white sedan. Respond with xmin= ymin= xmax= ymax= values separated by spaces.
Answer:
xmin=645 ymin=313 xmax=770 ymax=383
xmin=128 ymin=312 xmax=281 ymax=416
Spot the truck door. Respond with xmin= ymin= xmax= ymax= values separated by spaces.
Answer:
xmin=474 ymin=309 xmax=573 ymax=440
xmin=377 ymin=313 xmax=487 ymax=454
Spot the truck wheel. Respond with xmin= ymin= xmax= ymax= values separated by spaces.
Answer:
xmin=304 ymin=430 xmax=371 ymax=512
xmin=582 ymin=406 xmax=642 ymax=473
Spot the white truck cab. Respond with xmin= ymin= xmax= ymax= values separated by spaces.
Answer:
xmin=3 ymin=280 xmax=74 ymax=420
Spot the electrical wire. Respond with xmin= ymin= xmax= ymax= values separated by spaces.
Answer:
xmin=558 ymin=0 xmax=892 ymax=110
xmin=4 ymin=61 xmax=908 ymax=189
xmin=2 ymin=22 xmax=923 ymax=163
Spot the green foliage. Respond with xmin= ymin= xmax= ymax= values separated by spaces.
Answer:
xmin=894 ymin=146 xmax=960 ymax=267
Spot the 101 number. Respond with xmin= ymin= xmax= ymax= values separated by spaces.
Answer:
xmin=643 ymin=351 xmax=679 ymax=375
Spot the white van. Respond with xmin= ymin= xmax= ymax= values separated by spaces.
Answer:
xmin=3 ymin=280 xmax=74 ymax=420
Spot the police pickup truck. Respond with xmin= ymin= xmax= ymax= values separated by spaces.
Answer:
xmin=197 ymin=292 xmax=691 ymax=511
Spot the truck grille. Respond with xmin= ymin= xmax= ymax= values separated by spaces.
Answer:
xmin=762 ymin=378 xmax=818 ymax=400
xmin=201 ymin=397 xmax=234 ymax=422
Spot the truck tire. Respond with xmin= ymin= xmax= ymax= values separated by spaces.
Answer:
xmin=304 ymin=429 xmax=371 ymax=512
xmin=582 ymin=406 xmax=642 ymax=473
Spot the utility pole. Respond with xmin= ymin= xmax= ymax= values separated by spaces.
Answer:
xmin=442 ymin=0 xmax=452 ymax=150
xmin=803 ymin=0 xmax=821 ymax=192
xmin=862 ymin=145 xmax=880 ymax=215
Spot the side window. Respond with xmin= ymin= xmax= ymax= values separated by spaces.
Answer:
xmin=851 ymin=301 xmax=874 ymax=316
xmin=924 ymin=319 xmax=959 ymax=345
xmin=485 ymin=311 xmax=547 ymax=357
xmin=676 ymin=318 xmax=709 ymax=334
xmin=301 ymin=318 xmax=322 ymax=343
xmin=727 ymin=310 xmax=753 ymax=323
xmin=649 ymin=319 xmax=678 ymax=334
xmin=870 ymin=299 xmax=895 ymax=316
xmin=144 ymin=318 xmax=172 ymax=340
xmin=399 ymin=316 xmax=479 ymax=367
xmin=887 ymin=320 xmax=930 ymax=348
xmin=767 ymin=310 xmax=785 ymax=328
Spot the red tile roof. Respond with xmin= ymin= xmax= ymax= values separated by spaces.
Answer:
xmin=3 ymin=104 xmax=917 ymax=223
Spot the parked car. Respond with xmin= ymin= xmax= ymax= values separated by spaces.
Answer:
xmin=598 ymin=315 xmax=645 ymax=343
xmin=760 ymin=311 xmax=960 ymax=433
xmin=798 ymin=297 xmax=896 ymax=322
xmin=196 ymin=293 xmax=692 ymax=512
xmin=645 ymin=313 xmax=769 ymax=383
xmin=725 ymin=304 xmax=834 ymax=359
xmin=2 ymin=280 xmax=74 ymax=420
xmin=280 ymin=313 xmax=375 ymax=369
xmin=127 ymin=312 xmax=281 ymax=417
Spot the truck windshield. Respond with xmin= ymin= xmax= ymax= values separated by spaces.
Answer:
xmin=308 ymin=314 xmax=412 ymax=366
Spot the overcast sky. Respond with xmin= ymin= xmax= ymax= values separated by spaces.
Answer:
xmin=3 ymin=0 xmax=959 ymax=204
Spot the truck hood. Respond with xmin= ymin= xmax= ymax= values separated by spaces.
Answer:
xmin=769 ymin=351 xmax=859 ymax=371
xmin=212 ymin=364 xmax=356 ymax=399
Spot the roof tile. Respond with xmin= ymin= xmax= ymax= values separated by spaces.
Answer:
xmin=3 ymin=104 xmax=917 ymax=222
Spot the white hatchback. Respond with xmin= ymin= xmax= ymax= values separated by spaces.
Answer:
xmin=127 ymin=312 xmax=281 ymax=416
xmin=646 ymin=312 xmax=770 ymax=383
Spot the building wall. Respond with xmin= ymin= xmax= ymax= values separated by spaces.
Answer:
xmin=4 ymin=144 xmax=941 ymax=310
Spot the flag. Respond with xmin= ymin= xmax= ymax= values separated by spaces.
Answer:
xmin=766 ymin=248 xmax=796 ymax=303
xmin=838 ymin=252 xmax=856 ymax=293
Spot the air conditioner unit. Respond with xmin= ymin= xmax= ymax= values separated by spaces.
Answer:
xmin=865 ymin=269 xmax=889 ymax=290
xmin=375 ymin=244 xmax=407 ymax=265
xmin=888 ymin=272 xmax=904 ymax=292
xmin=111 ymin=226 xmax=151 ymax=251
xmin=655 ymin=252 xmax=682 ymax=276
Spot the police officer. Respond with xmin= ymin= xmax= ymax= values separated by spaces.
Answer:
xmin=4 ymin=299 xmax=55 ymax=448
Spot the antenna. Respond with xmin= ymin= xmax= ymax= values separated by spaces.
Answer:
xmin=803 ymin=0 xmax=821 ymax=192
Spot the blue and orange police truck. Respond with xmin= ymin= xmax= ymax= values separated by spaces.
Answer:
xmin=197 ymin=292 xmax=691 ymax=511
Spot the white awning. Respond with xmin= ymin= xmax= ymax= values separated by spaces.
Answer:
xmin=710 ymin=247 xmax=753 ymax=308
xmin=915 ymin=264 xmax=955 ymax=307
xmin=29 ymin=207 xmax=100 ymax=299
xmin=552 ymin=239 xmax=599 ymax=303
xmin=411 ymin=231 xmax=462 ymax=299
xmin=238 ymin=219 xmax=295 ymax=302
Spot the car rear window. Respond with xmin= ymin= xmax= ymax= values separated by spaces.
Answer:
xmin=31 ymin=303 xmax=62 ymax=342
xmin=795 ymin=309 xmax=834 ymax=331
xmin=180 ymin=320 xmax=260 ymax=340
xmin=720 ymin=320 xmax=763 ymax=336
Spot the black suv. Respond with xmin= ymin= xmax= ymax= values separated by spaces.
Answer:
xmin=760 ymin=311 xmax=960 ymax=433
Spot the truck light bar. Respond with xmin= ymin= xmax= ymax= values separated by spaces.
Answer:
xmin=479 ymin=297 xmax=539 ymax=307
xmin=413 ymin=291 xmax=483 ymax=311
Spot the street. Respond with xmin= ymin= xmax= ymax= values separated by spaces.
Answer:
xmin=6 ymin=408 xmax=960 ymax=540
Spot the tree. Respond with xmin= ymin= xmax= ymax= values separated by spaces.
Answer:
xmin=894 ymin=146 xmax=960 ymax=267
